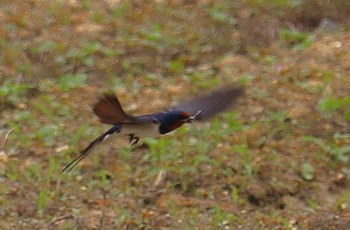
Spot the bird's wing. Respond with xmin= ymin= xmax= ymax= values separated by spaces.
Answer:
xmin=169 ymin=86 xmax=244 ymax=121
xmin=93 ymin=93 xmax=137 ymax=125
xmin=133 ymin=112 xmax=163 ymax=124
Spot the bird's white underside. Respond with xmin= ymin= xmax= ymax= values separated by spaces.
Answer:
xmin=103 ymin=123 xmax=161 ymax=142
xmin=121 ymin=123 xmax=161 ymax=138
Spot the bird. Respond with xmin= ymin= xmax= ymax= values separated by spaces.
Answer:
xmin=62 ymin=86 xmax=244 ymax=173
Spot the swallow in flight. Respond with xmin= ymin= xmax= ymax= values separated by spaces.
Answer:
xmin=62 ymin=86 xmax=244 ymax=173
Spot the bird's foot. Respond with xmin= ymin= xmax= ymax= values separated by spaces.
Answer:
xmin=128 ymin=134 xmax=139 ymax=146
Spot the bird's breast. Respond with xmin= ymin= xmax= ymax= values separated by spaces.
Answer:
xmin=120 ymin=123 xmax=160 ymax=138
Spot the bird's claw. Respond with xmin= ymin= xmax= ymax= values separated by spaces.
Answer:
xmin=128 ymin=134 xmax=139 ymax=146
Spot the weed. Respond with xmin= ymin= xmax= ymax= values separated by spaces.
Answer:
xmin=68 ymin=124 xmax=91 ymax=150
xmin=0 ymin=80 xmax=34 ymax=106
xmin=37 ymin=190 xmax=47 ymax=214
xmin=301 ymin=163 xmax=314 ymax=181
xmin=212 ymin=204 xmax=237 ymax=227
xmin=265 ymin=110 xmax=293 ymax=140
xmin=279 ymin=29 xmax=315 ymax=50
xmin=32 ymin=99 xmax=55 ymax=119
xmin=184 ymin=68 xmax=221 ymax=89
xmin=7 ymin=120 xmax=31 ymax=149
xmin=335 ymin=191 xmax=350 ymax=211
xmin=168 ymin=59 xmax=184 ymax=73
xmin=59 ymin=73 xmax=87 ymax=92
xmin=34 ymin=125 xmax=58 ymax=147
xmin=231 ymin=185 xmax=239 ymax=203
xmin=98 ymin=169 xmax=110 ymax=187
xmin=302 ymin=135 xmax=350 ymax=164
xmin=318 ymin=96 xmax=350 ymax=121
xmin=206 ymin=4 xmax=237 ymax=27
xmin=234 ymin=143 xmax=254 ymax=178
xmin=48 ymin=156 xmax=57 ymax=180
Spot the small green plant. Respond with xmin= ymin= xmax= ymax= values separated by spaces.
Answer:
xmin=34 ymin=125 xmax=58 ymax=147
xmin=37 ymin=190 xmax=47 ymax=214
xmin=335 ymin=191 xmax=350 ymax=211
xmin=279 ymin=29 xmax=315 ymax=50
xmin=234 ymin=143 xmax=254 ymax=178
xmin=55 ymin=41 xmax=114 ymax=68
xmin=47 ymin=157 xmax=57 ymax=180
xmin=301 ymin=163 xmax=314 ymax=181
xmin=91 ymin=10 xmax=104 ymax=23
xmin=5 ymin=160 xmax=19 ymax=181
xmin=8 ymin=120 xmax=31 ymax=148
xmin=306 ymin=198 xmax=319 ymax=210
xmin=184 ymin=69 xmax=221 ymax=89
xmin=318 ymin=96 xmax=350 ymax=121
xmin=168 ymin=59 xmax=184 ymax=73
xmin=212 ymin=204 xmax=237 ymax=227
xmin=267 ymin=110 xmax=289 ymax=123
xmin=303 ymin=135 xmax=350 ymax=164
xmin=0 ymin=80 xmax=34 ymax=106
xmin=231 ymin=185 xmax=239 ymax=203
xmin=114 ymin=204 xmax=139 ymax=228
xmin=99 ymin=169 xmax=110 ymax=187
xmin=59 ymin=73 xmax=87 ymax=92
xmin=32 ymin=99 xmax=55 ymax=120
xmin=139 ymin=24 xmax=162 ymax=43
xmin=31 ymin=40 xmax=62 ymax=54
xmin=266 ymin=110 xmax=293 ymax=140
xmin=206 ymin=4 xmax=236 ymax=27
xmin=68 ymin=124 xmax=91 ymax=149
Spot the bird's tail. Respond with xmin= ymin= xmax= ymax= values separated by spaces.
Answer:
xmin=61 ymin=125 xmax=121 ymax=173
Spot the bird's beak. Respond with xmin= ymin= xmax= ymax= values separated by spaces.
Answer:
xmin=186 ymin=110 xmax=202 ymax=123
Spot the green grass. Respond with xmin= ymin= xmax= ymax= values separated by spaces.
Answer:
xmin=279 ymin=29 xmax=315 ymax=50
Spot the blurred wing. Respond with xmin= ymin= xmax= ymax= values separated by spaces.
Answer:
xmin=93 ymin=93 xmax=137 ymax=125
xmin=170 ymin=86 xmax=244 ymax=121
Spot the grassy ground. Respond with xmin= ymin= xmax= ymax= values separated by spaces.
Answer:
xmin=1 ymin=0 xmax=350 ymax=229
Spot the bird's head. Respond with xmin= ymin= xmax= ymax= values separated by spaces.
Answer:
xmin=158 ymin=110 xmax=202 ymax=134
xmin=158 ymin=110 xmax=192 ymax=134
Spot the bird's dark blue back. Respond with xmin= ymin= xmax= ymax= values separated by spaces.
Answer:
xmin=136 ymin=110 xmax=189 ymax=134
